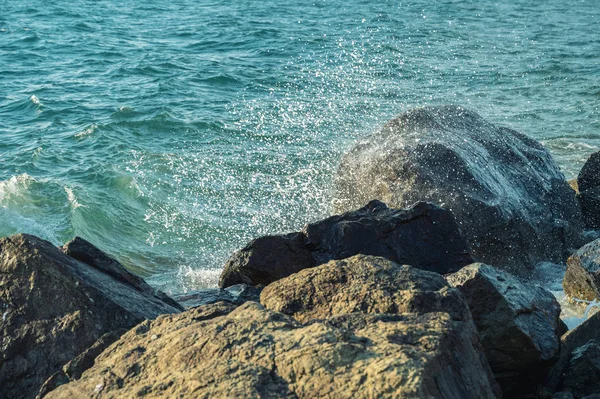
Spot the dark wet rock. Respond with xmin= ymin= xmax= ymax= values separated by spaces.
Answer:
xmin=219 ymin=232 xmax=315 ymax=288
xmin=261 ymin=254 xmax=471 ymax=323
xmin=47 ymin=302 xmax=500 ymax=399
xmin=447 ymin=263 xmax=563 ymax=394
xmin=220 ymin=200 xmax=474 ymax=288
xmin=563 ymin=239 xmax=600 ymax=301
xmin=173 ymin=283 xmax=262 ymax=309
xmin=578 ymin=151 xmax=600 ymax=229
xmin=547 ymin=311 xmax=600 ymax=392
xmin=560 ymin=340 xmax=600 ymax=398
xmin=0 ymin=234 xmax=181 ymax=399
xmin=334 ymin=105 xmax=584 ymax=274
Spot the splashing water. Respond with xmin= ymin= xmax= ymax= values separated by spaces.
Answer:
xmin=0 ymin=0 xmax=598 ymax=294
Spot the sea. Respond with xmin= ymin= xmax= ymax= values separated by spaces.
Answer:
xmin=0 ymin=0 xmax=598 ymax=295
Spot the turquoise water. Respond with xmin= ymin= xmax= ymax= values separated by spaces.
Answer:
xmin=1 ymin=0 xmax=598 ymax=293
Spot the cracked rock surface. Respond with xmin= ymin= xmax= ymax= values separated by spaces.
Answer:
xmin=46 ymin=301 xmax=500 ymax=399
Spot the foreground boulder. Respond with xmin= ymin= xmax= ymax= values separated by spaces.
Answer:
xmin=47 ymin=301 xmax=500 ymax=398
xmin=220 ymin=200 xmax=474 ymax=288
xmin=563 ymin=239 xmax=600 ymax=301
xmin=578 ymin=151 xmax=600 ymax=228
xmin=261 ymin=254 xmax=471 ymax=323
xmin=447 ymin=263 xmax=563 ymax=394
xmin=546 ymin=310 xmax=600 ymax=395
xmin=334 ymin=105 xmax=583 ymax=273
xmin=560 ymin=340 xmax=600 ymax=398
xmin=0 ymin=234 xmax=181 ymax=399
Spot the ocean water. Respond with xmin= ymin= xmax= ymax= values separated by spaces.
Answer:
xmin=0 ymin=0 xmax=598 ymax=294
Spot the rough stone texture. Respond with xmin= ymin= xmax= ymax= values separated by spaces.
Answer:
xmin=578 ymin=151 xmax=600 ymax=229
xmin=563 ymin=239 xmax=600 ymax=301
xmin=261 ymin=254 xmax=471 ymax=323
xmin=173 ymin=284 xmax=262 ymax=309
xmin=62 ymin=237 xmax=183 ymax=311
xmin=447 ymin=263 xmax=563 ymax=393
xmin=334 ymin=105 xmax=583 ymax=274
xmin=560 ymin=340 xmax=600 ymax=398
xmin=46 ymin=301 xmax=500 ymax=399
xmin=220 ymin=200 xmax=474 ymax=288
xmin=0 ymin=234 xmax=181 ymax=399
xmin=547 ymin=310 xmax=600 ymax=392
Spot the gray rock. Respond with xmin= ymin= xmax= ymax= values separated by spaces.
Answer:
xmin=560 ymin=340 xmax=600 ymax=398
xmin=578 ymin=151 xmax=600 ymax=229
xmin=334 ymin=105 xmax=583 ymax=274
xmin=220 ymin=200 xmax=474 ymax=288
xmin=0 ymin=234 xmax=181 ymax=399
xmin=46 ymin=302 xmax=501 ymax=399
xmin=447 ymin=263 xmax=563 ymax=394
xmin=173 ymin=284 xmax=262 ymax=309
xmin=260 ymin=254 xmax=471 ymax=323
xmin=563 ymin=239 xmax=600 ymax=301
xmin=547 ymin=311 xmax=600 ymax=392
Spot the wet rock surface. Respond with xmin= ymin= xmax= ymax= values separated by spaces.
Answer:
xmin=334 ymin=105 xmax=583 ymax=274
xmin=0 ymin=234 xmax=181 ymax=399
xmin=577 ymin=151 xmax=600 ymax=229
xmin=560 ymin=340 xmax=600 ymax=398
xmin=46 ymin=301 xmax=500 ymax=399
xmin=260 ymin=254 xmax=471 ymax=323
xmin=447 ymin=263 xmax=563 ymax=394
xmin=220 ymin=200 xmax=474 ymax=288
xmin=173 ymin=283 xmax=262 ymax=308
xmin=563 ymin=239 xmax=600 ymax=301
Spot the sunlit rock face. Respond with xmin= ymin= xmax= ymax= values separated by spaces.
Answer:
xmin=334 ymin=105 xmax=583 ymax=274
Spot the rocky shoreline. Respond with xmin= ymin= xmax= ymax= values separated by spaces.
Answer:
xmin=2 ymin=105 xmax=600 ymax=398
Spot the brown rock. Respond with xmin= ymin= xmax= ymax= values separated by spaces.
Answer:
xmin=260 ymin=254 xmax=471 ymax=323
xmin=563 ymin=238 xmax=600 ymax=301
xmin=0 ymin=234 xmax=181 ymax=399
xmin=47 ymin=302 xmax=500 ymax=399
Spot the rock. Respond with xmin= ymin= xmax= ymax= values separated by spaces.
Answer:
xmin=46 ymin=302 xmax=500 ymax=399
xmin=546 ymin=310 xmax=600 ymax=392
xmin=334 ymin=105 xmax=583 ymax=274
xmin=173 ymin=284 xmax=262 ymax=309
xmin=447 ymin=263 xmax=563 ymax=394
xmin=578 ymin=151 xmax=600 ymax=229
xmin=560 ymin=340 xmax=600 ymax=398
xmin=0 ymin=234 xmax=181 ymax=399
xmin=220 ymin=200 xmax=474 ymax=288
xmin=62 ymin=237 xmax=183 ymax=310
xmin=260 ymin=254 xmax=471 ymax=323
xmin=563 ymin=239 xmax=600 ymax=301
xmin=219 ymin=232 xmax=315 ymax=288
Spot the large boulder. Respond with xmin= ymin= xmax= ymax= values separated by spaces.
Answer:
xmin=563 ymin=239 xmax=600 ymax=301
xmin=560 ymin=340 xmax=600 ymax=398
xmin=260 ymin=254 xmax=471 ymax=323
xmin=334 ymin=105 xmax=583 ymax=274
xmin=46 ymin=301 xmax=500 ymax=399
xmin=578 ymin=151 xmax=600 ymax=228
xmin=220 ymin=200 xmax=474 ymax=288
xmin=0 ymin=234 xmax=181 ymax=399
xmin=547 ymin=310 xmax=600 ymax=393
xmin=447 ymin=263 xmax=563 ymax=394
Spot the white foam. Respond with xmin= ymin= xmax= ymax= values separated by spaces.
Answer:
xmin=75 ymin=124 xmax=97 ymax=138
